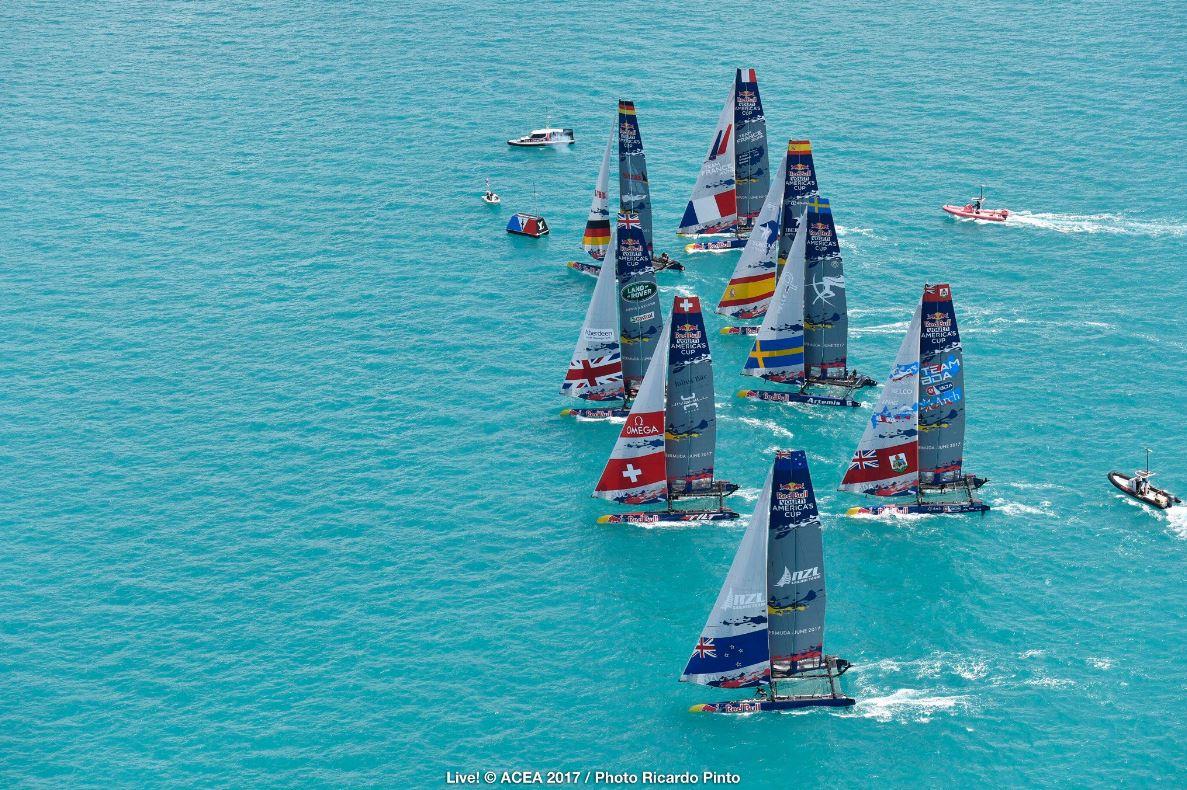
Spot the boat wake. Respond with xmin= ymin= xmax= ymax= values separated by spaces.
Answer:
xmin=1006 ymin=211 xmax=1187 ymax=237
xmin=854 ymin=688 xmax=970 ymax=723
xmin=1164 ymin=507 xmax=1187 ymax=539
xmin=851 ymin=320 xmax=910 ymax=337
xmin=990 ymin=500 xmax=1056 ymax=518
xmin=734 ymin=416 xmax=796 ymax=441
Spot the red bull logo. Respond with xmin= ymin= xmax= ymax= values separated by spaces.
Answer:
xmin=620 ymin=238 xmax=643 ymax=254
xmin=737 ymin=89 xmax=757 ymax=104
xmin=677 ymin=323 xmax=697 ymax=332
xmin=619 ymin=121 xmax=637 ymax=140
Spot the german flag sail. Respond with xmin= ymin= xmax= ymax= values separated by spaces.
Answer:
xmin=581 ymin=129 xmax=613 ymax=262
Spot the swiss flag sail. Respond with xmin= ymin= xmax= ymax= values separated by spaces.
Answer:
xmin=838 ymin=302 xmax=922 ymax=496
xmin=593 ymin=320 xmax=671 ymax=505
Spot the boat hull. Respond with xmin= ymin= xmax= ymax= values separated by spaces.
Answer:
xmin=719 ymin=325 xmax=760 ymax=336
xmin=691 ymin=697 xmax=855 ymax=714
xmin=567 ymin=258 xmax=682 ymax=278
xmin=942 ymin=205 xmax=1009 ymax=222
xmin=1108 ymin=471 xmax=1180 ymax=510
xmin=598 ymin=509 xmax=739 ymax=525
xmin=560 ymin=406 xmax=629 ymax=422
xmin=685 ymin=238 xmax=746 ymax=254
xmin=738 ymin=389 xmax=860 ymax=408
xmin=847 ymin=501 xmax=991 ymax=515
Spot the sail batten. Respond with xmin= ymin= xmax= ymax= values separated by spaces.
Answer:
xmin=716 ymin=151 xmax=787 ymax=320
xmin=581 ymin=130 xmax=614 ymax=261
xmin=562 ymin=229 xmax=623 ymax=401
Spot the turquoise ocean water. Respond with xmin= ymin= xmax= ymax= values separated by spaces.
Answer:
xmin=3 ymin=2 xmax=1186 ymax=786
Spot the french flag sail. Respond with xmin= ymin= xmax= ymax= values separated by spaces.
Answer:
xmin=715 ymin=150 xmax=788 ymax=321
xmin=767 ymin=451 xmax=828 ymax=677
xmin=666 ymin=295 xmax=716 ymax=496
xmin=778 ymin=140 xmax=820 ymax=278
xmin=680 ymin=462 xmax=773 ymax=688
xmin=741 ymin=210 xmax=807 ymax=383
xmin=838 ymin=303 xmax=922 ymax=496
xmin=561 ymin=232 xmax=623 ymax=402
xmin=918 ymin=283 xmax=966 ymax=485
xmin=732 ymin=68 xmax=769 ymax=234
xmin=593 ymin=320 xmax=671 ymax=505
xmin=677 ymin=83 xmax=737 ymax=237
xmin=580 ymin=130 xmax=613 ymax=263
xmin=804 ymin=197 xmax=849 ymax=380
xmin=618 ymin=101 xmax=653 ymax=254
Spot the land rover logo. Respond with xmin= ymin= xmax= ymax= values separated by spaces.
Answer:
xmin=621 ymin=282 xmax=657 ymax=302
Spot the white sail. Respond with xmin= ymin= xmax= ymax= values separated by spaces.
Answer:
xmin=580 ymin=130 xmax=614 ymax=261
xmin=680 ymin=464 xmax=772 ymax=688
xmin=593 ymin=320 xmax=670 ymax=504
xmin=716 ymin=152 xmax=788 ymax=320
xmin=677 ymin=86 xmax=737 ymax=236
xmin=741 ymin=210 xmax=807 ymax=383
xmin=838 ymin=303 xmax=922 ymax=495
xmin=561 ymin=233 xmax=623 ymax=401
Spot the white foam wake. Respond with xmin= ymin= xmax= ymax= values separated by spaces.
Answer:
xmin=854 ymin=688 xmax=969 ymax=722
xmin=1006 ymin=211 xmax=1187 ymax=237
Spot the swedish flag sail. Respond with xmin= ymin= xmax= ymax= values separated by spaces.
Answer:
xmin=741 ymin=210 xmax=806 ymax=383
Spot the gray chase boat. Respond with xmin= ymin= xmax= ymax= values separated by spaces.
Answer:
xmin=1109 ymin=450 xmax=1180 ymax=510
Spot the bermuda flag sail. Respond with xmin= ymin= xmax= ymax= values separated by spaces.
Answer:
xmin=594 ymin=320 xmax=671 ymax=505
xmin=618 ymin=101 xmax=653 ymax=253
xmin=918 ymin=283 xmax=966 ymax=485
xmin=767 ymin=450 xmax=827 ymax=677
xmin=716 ymin=150 xmax=787 ymax=320
xmin=804 ymin=197 xmax=848 ymax=379
xmin=838 ymin=303 xmax=922 ymax=496
xmin=742 ymin=209 xmax=806 ymax=383
xmin=678 ymin=83 xmax=737 ymax=236
xmin=581 ymin=129 xmax=614 ymax=262
xmin=733 ymin=68 xmax=769 ymax=233
xmin=562 ymin=233 xmax=623 ymax=401
xmin=681 ymin=463 xmax=773 ymax=688
xmin=666 ymin=295 xmax=716 ymax=495
xmin=778 ymin=140 xmax=820 ymax=274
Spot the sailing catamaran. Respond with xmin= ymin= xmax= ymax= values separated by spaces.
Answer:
xmin=569 ymin=103 xmax=682 ymax=276
xmin=839 ymin=283 xmax=989 ymax=515
xmin=680 ymin=69 xmax=769 ymax=254
xmin=593 ymin=294 xmax=739 ymax=524
xmin=561 ymin=213 xmax=665 ymax=421
xmin=733 ymin=195 xmax=876 ymax=406
xmin=682 ymin=450 xmax=854 ymax=712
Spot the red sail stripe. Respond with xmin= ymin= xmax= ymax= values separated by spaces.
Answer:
xmin=714 ymin=190 xmax=737 ymax=216
xmin=840 ymin=441 xmax=918 ymax=485
xmin=595 ymin=451 xmax=666 ymax=493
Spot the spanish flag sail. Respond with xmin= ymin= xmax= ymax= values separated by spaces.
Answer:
xmin=715 ymin=145 xmax=788 ymax=322
xmin=580 ymin=130 xmax=613 ymax=262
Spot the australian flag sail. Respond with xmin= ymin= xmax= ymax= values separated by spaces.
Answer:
xmin=767 ymin=451 xmax=827 ymax=677
xmin=733 ymin=68 xmax=769 ymax=235
xmin=681 ymin=464 xmax=773 ymax=688
xmin=666 ymin=295 xmax=716 ymax=496
xmin=618 ymin=101 xmax=653 ymax=254
xmin=778 ymin=140 xmax=820 ymax=278
xmin=678 ymin=83 xmax=737 ymax=237
xmin=581 ymin=129 xmax=614 ymax=263
xmin=614 ymin=212 xmax=664 ymax=396
xmin=742 ymin=210 xmax=807 ymax=383
xmin=716 ymin=151 xmax=787 ymax=321
xmin=917 ymin=283 xmax=965 ymax=485
xmin=838 ymin=304 xmax=922 ymax=496
xmin=593 ymin=321 xmax=670 ymax=506
xmin=562 ymin=232 xmax=623 ymax=401
xmin=804 ymin=197 xmax=848 ymax=380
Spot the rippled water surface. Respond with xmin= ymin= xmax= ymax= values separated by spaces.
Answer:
xmin=2 ymin=2 xmax=1186 ymax=786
